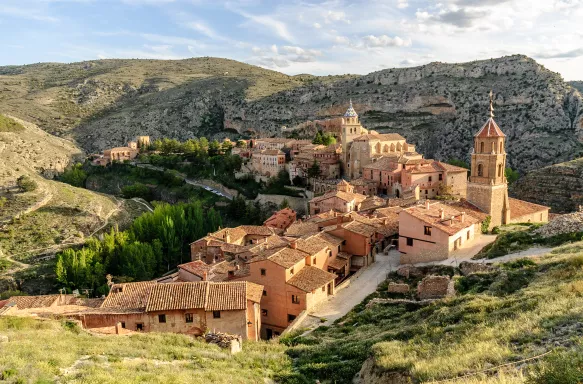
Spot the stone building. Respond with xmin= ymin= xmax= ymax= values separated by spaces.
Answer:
xmin=288 ymin=144 xmax=341 ymax=182
xmin=340 ymin=101 xmax=416 ymax=179
xmin=250 ymin=149 xmax=286 ymax=177
xmin=92 ymin=136 xmax=150 ymax=166
xmin=467 ymin=92 xmax=549 ymax=228
xmin=309 ymin=180 xmax=368 ymax=215
xmin=398 ymin=201 xmax=480 ymax=264
xmin=1 ymin=281 xmax=264 ymax=341
xmin=263 ymin=207 xmax=297 ymax=230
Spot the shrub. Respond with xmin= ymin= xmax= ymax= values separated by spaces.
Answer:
xmin=0 ymin=114 xmax=24 ymax=132
xmin=121 ymin=183 xmax=153 ymax=200
xmin=527 ymin=350 xmax=583 ymax=384
xmin=0 ymin=196 xmax=6 ymax=208
xmin=16 ymin=175 xmax=37 ymax=192
xmin=60 ymin=163 xmax=87 ymax=187
xmin=481 ymin=216 xmax=491 ymax=234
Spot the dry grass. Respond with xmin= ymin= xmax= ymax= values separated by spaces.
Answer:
xmin=0 ymin=317 xmax=291 ymax=383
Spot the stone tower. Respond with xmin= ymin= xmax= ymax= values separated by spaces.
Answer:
xmin=341 ymin=100 xmax=365 ymax=168
xmin=466 ymin=91 xmax=510 ymax=228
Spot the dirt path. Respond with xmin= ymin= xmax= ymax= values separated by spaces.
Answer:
xmin=131 ymin=198 xmax=154 ymax=212
xmin=297 ymin=250 xmax=401 ymax=330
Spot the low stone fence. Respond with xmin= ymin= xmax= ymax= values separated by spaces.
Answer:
xmin=204 ymin=332 xmax=243 ymax=354
xmin=281 ymin=310 xmax=308 ymax=336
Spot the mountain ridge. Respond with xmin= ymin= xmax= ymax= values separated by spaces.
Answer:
xmin=0 ymin=55 xmax=581 ymax=173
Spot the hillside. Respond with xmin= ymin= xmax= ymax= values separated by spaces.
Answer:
xmin=1 ymin=55 xmax=581 ymax=173
xmin=0 ymin=317 xmax=290 ymax=383
xmin=511 ymin=157 xmax=583 ymax=213
xmin=0 ymin=115 xmax=148 ymax=294
xmin=569 ymin=81 xmax=583 ymax=93
xmin=282 ymin=244 xmax=583 ymax=383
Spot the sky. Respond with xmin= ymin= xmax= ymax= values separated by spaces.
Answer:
xmin=1 ymin=0 xmax=582 ymax=80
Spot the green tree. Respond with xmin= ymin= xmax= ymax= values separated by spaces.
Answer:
xmin=16 ymin=175 xmax=37 ymax=192
xmin=60 ymin=164 xmax=87 ymax=187
xmin=208 ymin=140 xmax=221 ymax=156
xmin=279 ymin=198 xmax=290 ymax=209
xmin=307 ymin=160 xmax=321 ymax=179
xmin=321 ymin=133 xmax=337 ymax=146
xmin=505 ymin=167 xmax=520 ymax=184
xmin=121 ymin=183 xmax=152 ymax=200
xmin=447 ymin=159 xmax=470 ymax=169
xmin=312 ymin=131 xmax=324 ymax=145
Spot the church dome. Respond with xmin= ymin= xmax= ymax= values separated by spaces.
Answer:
xmin=344 ymin=100 xmax=358 ymax=117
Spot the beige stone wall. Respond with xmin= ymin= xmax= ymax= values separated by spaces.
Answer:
xmin=509 ymin=209 xmax=549 ymax=224
xmin=206 ymin=309 xmax=248 ymax=339
xmin=446 ymin=171 xmax=468 ymax=198
xmin=467 ymin=182 xmax=509 ymax=228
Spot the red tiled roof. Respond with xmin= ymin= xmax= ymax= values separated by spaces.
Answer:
xmin=402 ymin=202 xmax=479 ymax=236
xmin=7 ymin=295 xmax=60 ymax=309
xmin=101 ymin=281 xmax=157 ymax=310
xmin=286 ymin=266 xmax=336 ymax=292
xmin=509 ymin=198 xmax=549 ymax=220
xmin=178 ymin=260 xmax=211 ymax=278
xmin=475 ymin=118 xmax=505 ymax=138
xmin=285 ymin=222 xmax=320 ymax=237
xmin=250 ymin=246 xmax=308 ymax=268
xmin=310 ymin=190 xmax=367 ymax=204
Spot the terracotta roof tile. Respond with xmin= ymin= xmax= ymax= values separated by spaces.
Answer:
xmin=402 ymin=202 xmax=479 ymax=236
xmin=285 ymin=222 xmax=320 ymax=237
xmin=310 ymin=190 xmax=367 ymax=204
xmin=475 ymin=118 xmax=506 ymax=138
xmin=8 ymin=295 xmax=60 ymax=309
xmin=286 ymin=266 xmax=336 ymax=292
xmin=249 ymin=246 xmax=308 ymax=268
xmin=101 ymin=281 xmax=157 ymax=310
xmin=509 ymin=198 xmax=549 ymax=219
xmin=178 ymin=260 xmax=211 ymax=278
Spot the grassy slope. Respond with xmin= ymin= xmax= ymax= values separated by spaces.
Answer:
xmin=0 ymin=116 xmax=148 ymax=292
xmin=281 ymin=243 xmax=583 ymax=383
xmin=0 ymin=317 xmax=291 ymax=383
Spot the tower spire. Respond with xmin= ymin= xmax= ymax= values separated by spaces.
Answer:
xmin=489 ymin=90 xmax=495 ymax=118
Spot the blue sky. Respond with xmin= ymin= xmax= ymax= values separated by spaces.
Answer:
xmin=1 ymin=0 xmax=582 ymax=80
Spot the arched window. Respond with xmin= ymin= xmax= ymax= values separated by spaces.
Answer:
xmin=498 ymin=164 xmax=502 ymax=177
xmin=480 ymin=142 xmax=484 ymax=153
xmin=477 ymin=164 xmax=483 ymax=177
xmin=499 ymin=141 xmax=503 ymax=153
xmin=491 ymin=142 xmax=495 ymax=153
xmin=383 ymin=144 xmax=389 ymax=153
xmin=390 ymin=143 xmax=396 ymax=152
xmin=375 ymin=142 xmax=381 ymax=154
xmin=396 ymin=142 xmax=402 ymax=152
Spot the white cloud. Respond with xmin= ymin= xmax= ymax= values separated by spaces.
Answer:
xmin=361 ymin=35 xmax=412 ymax=48
xmin=234 ymin=9 xmax=294 ymax=42
xmin=397 ymin=0 xmax=409 ymax=8
xmin=0 ymin=5 xmax=59 ymax=22
xmin=270 ymin=44 xmax=278 ymax=53
xmin=313 ymin=22 xmax=322 ymax=29
xmin=324 ymin=10 xmax=351 ymax=24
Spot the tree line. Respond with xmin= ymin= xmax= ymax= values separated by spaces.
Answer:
xmin=55 ymin=201 xmax=222 ymax=296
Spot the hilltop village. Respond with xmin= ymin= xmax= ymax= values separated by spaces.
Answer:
xmin=1 ymin=94 xmax=551 ymax=341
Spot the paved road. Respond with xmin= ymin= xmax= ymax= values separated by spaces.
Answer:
xmin=298 ymin=250 xmax=401 ymax=329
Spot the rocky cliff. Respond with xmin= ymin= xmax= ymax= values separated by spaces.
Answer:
xmin=511 ymin=157 xmax=583 ymax=213
xmin=1 ymin=55 xmax=582 ymax=173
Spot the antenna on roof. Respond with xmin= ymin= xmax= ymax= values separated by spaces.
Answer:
xmin=489 ymin=90 xmax=495 ymax=118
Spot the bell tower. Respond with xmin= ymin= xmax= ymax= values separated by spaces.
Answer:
xmin=341 ymin=100 xmax=366 ymax=177
xmin=466 ymin=91 xmax=511 ymax=228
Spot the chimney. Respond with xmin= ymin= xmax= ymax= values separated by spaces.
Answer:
xmin=439 ymin=208 xmax=445 ymax=219
xmin=425 ymin=200 xmax=430 ymax=210
xmin=450 ymin=216 xmax=455 ymax=225
xmin=461 ymin=212 xmax=466 ymax=223
xmin=290 ymin=240 xmax=297 ymax=249
xmin=202 ymin=271 xmax=208 ymax=281
xmin=235 ymin=264 xmax=240 ymax=271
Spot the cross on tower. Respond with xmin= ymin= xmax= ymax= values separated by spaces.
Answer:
xmin=489 ymin=90 xmax=495 ymax=118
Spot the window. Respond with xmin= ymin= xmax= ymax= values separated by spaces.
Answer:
xmin=406 ymin=238 xmax=413 ymax=246
xmin=260 ymin=268 xmax=266 ymax=276
xmin=136 ymin=323 xmax=143 ymax=331
xmin=424 ymin=226 xmax=432 ymax=236
xmin=213 ymin=311 xmax=221 ymax=319
xmin=498 ymin=164 xmax=502 ymax=177
xmin=428 ymin=176 xmax=432 ymax=182
xmin=291 ymin=295 xmax=300 ymax=304
xmin=185 ymin=313 xmax=193 ymax=323
xmin=477 ymin=164 xmax=483 ymax=177
xmin=313 ymin=257 xmax=317 ymax=264
xmin=261 ymin=309 xmax=268 ymax=316
xmin=290 ymin=267 xmax=294 ymax=275
xmin=328 ymin=250 xmax=332 ymax=257
xmin=480 ymin=142 xmax=484 ymax=153
xmin=158 ymin=314 xmax=166 ymax=323
xmin=263 ymin=290 xmax=267 ymax=296
xmin=425 ymin=190 xmax=428 ymax=194
xmin=121 ymin=322 xmax=126 ymax=329
xmin=439 ymin=174 xmax=443 ymax=181
xmin=467 ymin=231 xmax=471 ymax=240
xmin=288 ymin=314 xmax=297 ymax=323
